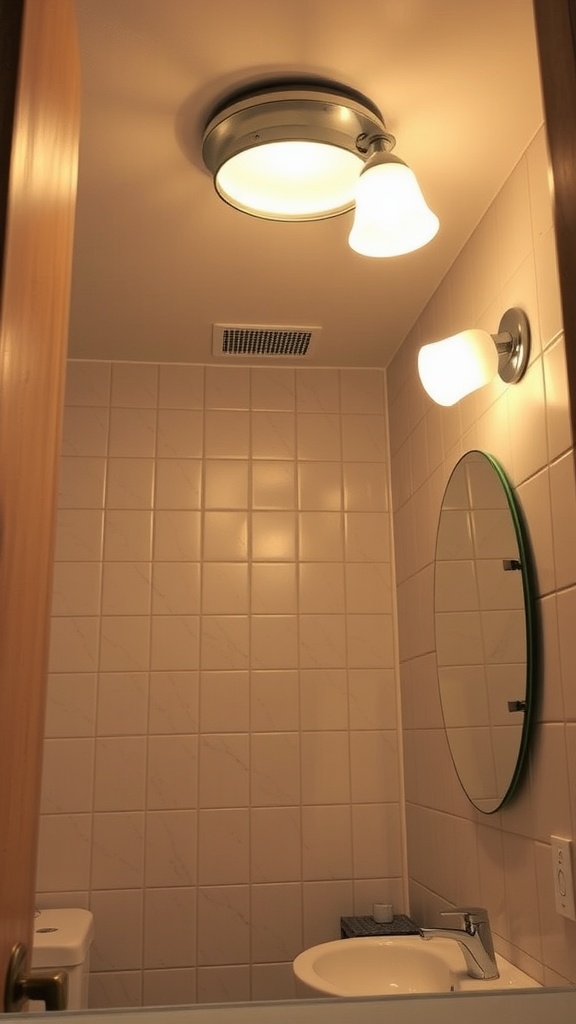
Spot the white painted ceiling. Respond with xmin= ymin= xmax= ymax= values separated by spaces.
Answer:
xmin=70 ymin=0 xmax=544 ymax=368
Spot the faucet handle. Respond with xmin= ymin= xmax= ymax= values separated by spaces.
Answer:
xmin=440 ymin=907 xmax=488 ymax=931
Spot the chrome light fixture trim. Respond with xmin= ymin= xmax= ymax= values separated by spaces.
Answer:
xmin=202 ymin=83 xmax=393 ymax=222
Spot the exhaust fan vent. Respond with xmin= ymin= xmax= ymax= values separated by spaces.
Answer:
xmin=213 ymin=324 xmax=320 ymax=357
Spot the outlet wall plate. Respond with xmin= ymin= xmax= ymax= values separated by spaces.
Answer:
xmin=551 ymin=835 xmax=576 ymax=921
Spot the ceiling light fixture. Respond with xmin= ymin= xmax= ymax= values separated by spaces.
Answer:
xmin=417 ymin=307 xmax=531 ymax=406
xmin=202 ymin=83 xmax=439 ymax=257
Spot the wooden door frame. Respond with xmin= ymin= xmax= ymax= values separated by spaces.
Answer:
xmin=533 ymin=0 xmax=576 ymax=444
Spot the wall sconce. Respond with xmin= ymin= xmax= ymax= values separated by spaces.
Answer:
xmin=417 ymin=307 xmax=530 ymax=406
xmin=202 ymin=82 xmax=439 ymax=258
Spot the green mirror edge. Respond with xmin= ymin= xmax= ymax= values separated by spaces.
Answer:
xmin=476 ymin=451 xmax=538 ymax=813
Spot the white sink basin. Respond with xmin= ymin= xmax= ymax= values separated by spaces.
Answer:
xmin=292 ymin=935 xmax=542 ymax=999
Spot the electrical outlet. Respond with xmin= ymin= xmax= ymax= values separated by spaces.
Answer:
xmin=551 ymin=836 xmax=576 ymax=921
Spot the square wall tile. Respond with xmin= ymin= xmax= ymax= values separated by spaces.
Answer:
xmin=197 ymin=808 xmax=250 ymax=885
xmin=204 ymin=411 xmax=249 ymax=458
xmin=301 ymin=805 xmax=353 ymax=880
xmin=51 ymin=562 xmax=101 ymax=616
xmin=65 ymin=361 xmax=110 ymax=407
xmin=299 ymin=512 xmax=343 ymax=561
xmin=40 ymin=738 xmax=94 ymax=813
xmin=96 ymin=672 xmax=149 ymax=735
xmin=352 ymin=803 xmax=402 ymax=877
xmin=201 ymin=563 xmax=248 ymax=614
xmin=145 ymin=810 xmax=197 ymax=887
xmin=251 ymin=563 xmax=297 ymax=614
xmin=106 ymin=458 xmax=155 ymax=509
xmin=197 ymin=886 xmax=250 ymax=966
xmin=250 ymin=733 xmax=300 ymax=806
xmin=250 ymin=807 xmax=301 ymax=882
xmin=251 ymin=411 xmax=295 ymax=459
xmin=199 ymin=671 xmax=249 ymax=732
xmin=147 ymin=735 xmax=198 ymax=810
xmin=154 ymin=511 xmax=201 ymax=561
xmin=299 ymin=615 xmax=347 ymax=669
xmin=252 ymin=512 xmax=295 ymax=561
xmin=150 ymin=615 xmax=200 ymax=671
xmin=196 ymin=967 xmax=249 ymax=1004
xmin=104 ymin=510 xmax=152 ymax=561
xmin=198 ymin=735 xmax=249 ymax=808
xmin=62 ymin=406 xmax=109 ymax=457
xmin=91 ymin=812 xmax=145 ymax=889
xmin=296 ymin=369 xmax=340 ymax=412
xmin=203 ymin=511 xmax=248 ymax=561
xmin=158 ymin=364 xmax=203 ymax=408
xmin=299 ymin=563 xmax=345 ymax=613
xmin=102 ymin=562 xmax=151 ymax=615
xmin=252 ymin=461 xmax=296 ymax=509
xmin=342 ymin=416 xmax=387 ymax=462
xmin=152 ymin=562 xmax=200 ymax=615
xmin=350 ymin=730 xmax=399 ymax=802
xmin=144 ymin=888 xmax=197 ymax=968
xmin=108 ymin=408 xmax=156 ymax=457
xmin=58 ymin=457 xmax=106 ymax=509
xmin=200 ymin=616 xmax=249 ymax=671
xmin=111 ymin=364 xmax=158 ymax=408
xmin=44 ymin=673 xmax=97 ymax=738
xmin=250 ymin=883 xmax=303 ymax=962
xmin=297 ymin=414 xmax=341 ymax=460
xmin=301 ymin=732 xmax=350 ymax=804
xmin=36 ymin=814 xmax=92 ymax=892
xmin=49 ymin=617 xmax=99 ymax=673
xmin=299 ymin=669 xmax=348 ymax=730
xmin=155 ymin=459 xmax=202 ymax=509
xmin=251 ymin=615 xmax=298 ymax=670
xmin=340 ymin=369 xmax=384 ymax=414
xmin=142 ymin=969 xmax=197 ymax=1007
xmin=148 ymin=671 xmax=199 ymax=734
xmin=55 ymin=509 xmax=104 ymax=561
xmin=157 ymin=410 xmax=203 ymax=458
xmin=90 ymin=888 xmax=144 ymax=972
xmin=250 ymin=671 xmax=300 ymax=732
xmin=100 ymin=616 xmax=150 ymax=672
xmin=94 ymin=737 xmax=147 ymax=811
xmin=298 ymin=462 xmax=342 ymax=510
xmin=204 ymin=460 xmax=248 ymax=508
xmin=250 ymin=368 xmax=295 ymax=410
xmin=343 ymin=463 xmax=387 ymax=511
xmin=205 ymin=367 xmax=250 ymax=410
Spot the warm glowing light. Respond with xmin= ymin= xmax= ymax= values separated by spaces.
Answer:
xmin=417 ymin=329 xmax=499 ymax=406
xmin=348 ymin=155 xmax=439 ymax=257
xmin=215 ymin=141 xmax=364 ymax=220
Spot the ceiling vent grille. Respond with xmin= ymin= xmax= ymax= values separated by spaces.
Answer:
xmin=213 ymin=324 xmax=320 ymax=357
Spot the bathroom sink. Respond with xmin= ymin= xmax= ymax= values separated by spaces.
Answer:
xmin=292 ymin=935 xmax=541 ymax=998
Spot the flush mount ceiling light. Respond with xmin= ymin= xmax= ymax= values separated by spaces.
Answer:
xmin=202 ymin=82 xmax=439 ymax=257
xmin=417 ymin=307 xmax=531 ymax=406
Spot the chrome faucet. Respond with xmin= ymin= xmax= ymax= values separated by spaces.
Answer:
xmin=419 ymin=907 xmax=499 ymax=980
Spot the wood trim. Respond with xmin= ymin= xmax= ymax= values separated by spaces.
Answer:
xmin=0 ymin=3 xmax=24 ymax=264
xmin=532 ymin=0 xmax=576 ymax=444
xmin=0 ymin=0 xmax=79 ymax=991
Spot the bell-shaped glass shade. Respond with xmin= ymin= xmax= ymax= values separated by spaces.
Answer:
xmin=348 ymin=152 xmax=439 ymax=257
xmin=215 ymin=141 xmax=364 ymax=220
xmin=418 ymin=329 xmax=499 ymax=406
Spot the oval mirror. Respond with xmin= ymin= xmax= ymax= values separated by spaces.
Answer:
xmin=434 ymin=450 xmax=536 ymax=813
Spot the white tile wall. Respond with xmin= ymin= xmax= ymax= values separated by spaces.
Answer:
xmin=38 ymin=365 xmax=403 ymax=1007
xmin=387 ymin=125 xmax=576 ymax=985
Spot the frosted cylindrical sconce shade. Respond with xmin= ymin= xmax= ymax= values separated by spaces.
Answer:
xmin=418 ymin=329 xmax=499 ymax=406
xmin=348 ymin=155 xmax=439 ymax=257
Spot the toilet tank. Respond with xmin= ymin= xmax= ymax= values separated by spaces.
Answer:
xmin=30 ymin=909 xmax=94 ymax=1011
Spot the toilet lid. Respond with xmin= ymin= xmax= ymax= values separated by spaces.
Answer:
xmin=31 ymin=909 xmax=94 ymax=969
